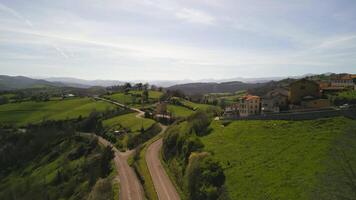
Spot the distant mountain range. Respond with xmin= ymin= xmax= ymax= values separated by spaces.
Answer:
xmin=0 ymin=75 xmax=65 ymax=91
xmin=0 ymin=72 xmax=340 ymax=92
xmin=43 ymin=77 xmax=125 ymax=88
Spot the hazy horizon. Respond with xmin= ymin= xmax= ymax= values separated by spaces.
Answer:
xmin=1 ymin=0 xmax=356 ymax=80
xmin=0 ymin=71 xmax=343 ymax=83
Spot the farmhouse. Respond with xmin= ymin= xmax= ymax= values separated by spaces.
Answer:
xmin=331 ymin=74 xmax=355 ymax=88
xmin=261 ymin=88 xmax=288 ymax=113
xmin=288 ymin=79 xmax=320 ymax=105
xmin=223 ymin=103 xmax=240 ymax=118
xmin=239 ymin=95 xmax=260 ymax=117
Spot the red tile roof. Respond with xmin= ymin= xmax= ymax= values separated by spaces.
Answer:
xmin=242 ymin=95 xmax=260 ymax=101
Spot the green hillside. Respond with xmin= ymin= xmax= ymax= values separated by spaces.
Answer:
xmin=0 ymin=98 xmax=115 ymax=126
xmin=104 ymin=90 xmax=163 ymax=108
xmin=0 ymin=125 xmax=116 ymax=200
xmin=103 ymin=113 xmax=156 ymax=132
xmin=201 ymin=117 xmax=356 ymax=200
xmin=167 ymin=104 xmax=194 ymax=118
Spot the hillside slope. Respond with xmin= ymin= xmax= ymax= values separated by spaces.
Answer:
xmin=201 ymin=117 xmax=356 ymax=200
xmin=0 ymin=124 xmax=116 ymax=200
xmin=0 ymin=75 xmax=65 ymax=91
xmin=167 ymin=81 xmax=265 ymax=95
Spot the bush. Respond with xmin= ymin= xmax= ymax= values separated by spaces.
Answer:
xmin=187 ymin=111 xmax=212 ymax=136
xmin=185 ymin=154 xmax=225 ymax=200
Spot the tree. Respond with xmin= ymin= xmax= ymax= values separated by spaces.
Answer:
xmin=0 ymin=96 xmax=9 ymax=105
xmin=188 ymin=111 xmax=211 ymax=136
xmin=135 ymin=83 xmax=143 ymax=90
xmin=100 ymin=146 xmax=114 ymax=177
xmin=185 ymin=156 xmax=225 ymax=200
xmin=219 ymin=99 xmax=226 ymax=109
xmin=143 ymin=83 xmax=149 ymax=90
xmin=143 ymin=89 xmax=149 ymax=103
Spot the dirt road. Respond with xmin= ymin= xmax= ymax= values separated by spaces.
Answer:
xmin=145 ymin=130 xmax=181 ymax=200
xmin=96 ymin=136 xmax=144 ymax=200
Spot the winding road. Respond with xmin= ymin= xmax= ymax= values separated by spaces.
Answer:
xmin=146 ymin=135 xmax=181 ymax=200
xmin=97 ymin=136 xmax=144 ymax=200
xmin=95 ymin=97 xmax=180 ymax=200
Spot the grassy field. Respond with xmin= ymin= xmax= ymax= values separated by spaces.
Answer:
xmin=201 ymin=117 xmax=356 ymax=200
xmin=103 ymin=113 xmax=156 ymax=132
xmin=167 ymin=105 xmax=194 ymax=118
xmin=204 ymin=91 xmax=246 ymax=105
xmin=0 ymin=98 xmax=115 ymax=126
xmin=337 ymin=90 xmax=356 ymax=100
xmin=180 ymin=99 xmax=213 ymax=110
xmin=105 ymin=91 xmax=163 ymax=107
xmin=106 ymin=93 xmax=133 ymax=105
xmin=129 ymin=90 xmax=163 ymax=99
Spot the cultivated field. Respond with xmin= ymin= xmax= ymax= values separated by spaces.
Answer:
xmin=0 ymin=98 xmax=115 ymax=126
xmin=201 ymin=117 xmax=356 ymax=200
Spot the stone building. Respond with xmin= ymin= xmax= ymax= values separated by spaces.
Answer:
xmin=238 ymin=95 xmax=260 ymax=117
xmin=288 ymin=79 xmax=320 ymax=105
xmin=261 ymin=88 xmax=288 ymax=113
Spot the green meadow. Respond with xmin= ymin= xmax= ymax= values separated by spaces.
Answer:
xmin=179 ymin=98 xmax=213 ymax=110
xmin=167 ymin=104 xmax=194 ymax=118
xmin=337 ymin=90 xmax=356 ymax=99
xmin=0 ymin=98 xmax=115 ymax=126
xmin=201 ymin=117 xmax=356 ymax=200
xmin=104 ymin=91 xmax=163 ymax=107
xmin=103 ymin=113 xmax=156 ymax=132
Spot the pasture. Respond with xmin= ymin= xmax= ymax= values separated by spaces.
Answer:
xmin=103 ymin=113 xmax=156 ymax=132
xmin=201 ymin=117 xmax=356 ymax=200
xmin=0 ymin=98 xmax=115 ymax=126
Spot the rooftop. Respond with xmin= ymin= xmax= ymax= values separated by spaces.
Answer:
xmin=242 ymin=95 xmax=260 ymax=101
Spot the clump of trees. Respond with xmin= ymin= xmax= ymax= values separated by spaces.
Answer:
xmin=0 ymin=96 xmax=9 ymax=105
xmin=127 ymin=123 xmax=162 ymax=149
xmin=162 ymin=111 xmax=226 ymax=200
xmin=0 ymin=121 xmax=115 ymax=200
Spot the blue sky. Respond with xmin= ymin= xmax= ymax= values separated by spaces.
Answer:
xmin=0 ymin=0 xmax=355 ymax=80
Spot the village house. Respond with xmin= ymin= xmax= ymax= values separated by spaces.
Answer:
xmin=288 ymin=79 xmax=320 ymax=105
xmin=289 ymin=79 xmax=331 ymax=109
xmin=223 ymin=103 xmax=239 ymax=118
xmin=261 ymin=88 xmax=288 ymax=113
xmin=330 ymin=74 xmax=355 ymax=88
xmin=238 ymin=95 xmax=261 ymax=117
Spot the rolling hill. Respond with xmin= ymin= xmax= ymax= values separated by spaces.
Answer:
xmin=0 ymin=75 xmax=65 ymax=91
xmin=167 ymin=81 xmax=266 ymax=95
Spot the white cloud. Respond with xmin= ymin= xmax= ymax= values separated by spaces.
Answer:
xmin=175 ymin=8 xmax=216 ymax=25
xmin=0 ymin=2 xmax=33 ymax=27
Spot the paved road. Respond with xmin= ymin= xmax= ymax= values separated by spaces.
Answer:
xmin=145 ymin=126 xmax=181 ymax=200
xmin=96 ymin=96 xmax=180 ymax=200
xmin=96 ymin=136 xmax=144 ymax=200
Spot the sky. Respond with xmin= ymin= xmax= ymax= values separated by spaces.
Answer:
xmin=0 ymin=0 xmax=356 ymax=81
